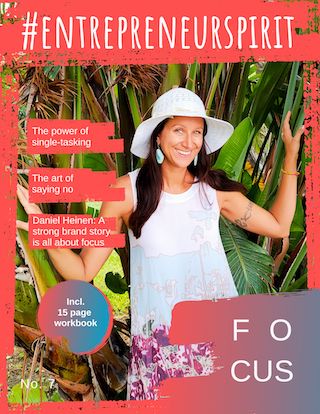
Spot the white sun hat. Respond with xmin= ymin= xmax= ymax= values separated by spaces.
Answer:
xmin=130 ymin=87 xmax=234 ymax=159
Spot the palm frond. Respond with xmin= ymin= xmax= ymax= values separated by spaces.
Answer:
xmin=220 ymin=217 xmax=274 ymax=295
xmin=19 ymin=67 xmax=75 ymax=119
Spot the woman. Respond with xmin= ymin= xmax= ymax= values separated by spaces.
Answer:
xmin=17 ymin=87 xmax=304 ymax=400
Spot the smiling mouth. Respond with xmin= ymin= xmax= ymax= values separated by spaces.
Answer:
xmin=176 ymin=149 xmax=192 ymax=156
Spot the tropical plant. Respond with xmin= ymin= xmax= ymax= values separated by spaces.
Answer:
xmin=13 ymin=61 xmax=306 ymax=401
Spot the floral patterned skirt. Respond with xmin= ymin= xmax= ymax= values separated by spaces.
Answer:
xmin=127 ymin=324 xmax=214 ymax=400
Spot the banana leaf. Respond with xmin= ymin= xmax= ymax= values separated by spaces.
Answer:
xmin=249 ymin=62 xmax=291 ymax=132
xmin=17 ymin=201 xmax=60 ymax=297
xmin=280 ymin=237 xmax=307 ymax=292
xmin=15 ymin=280 xmax=38 ymax=329
xmin=214 ymin=117 xmax=254 ymax=181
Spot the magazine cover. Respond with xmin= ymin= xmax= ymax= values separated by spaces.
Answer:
xmin=0 ymin=0 xmax=319 ymax=413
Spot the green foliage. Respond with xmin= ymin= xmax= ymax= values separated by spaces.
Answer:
xmin=43 ymin=66 xmax=62 ymax=81
xmin=17 ymin=199 xmax=59 ymax=297
xmin=220 ymin=217 xmax=274 ymax=294
xmin=8 ymin=382 xmax=48 ymax=404
xmin=214 ymin=117 xmax=254 ymax=181
xmin=280 ymin=238 xmax=307 ymax=292
xmin=83 ymin=153 xmax=109 ymax=171
xmin=105 ymin=272 xmax=128 ymax=294
xmin=14 ymin=280 xmax=38 ymax=329
xmin=241 ymin=170 xmax=253 ymax=192
xmin=93 ymin=251 xmax=129 ymax=316
xmin=8 ymin=380 xmax=64 ymax=403
xmin=289 ymin=196 xmax=305 ymax=247
xmin=249 ymin=62 xmax=290 ymax=133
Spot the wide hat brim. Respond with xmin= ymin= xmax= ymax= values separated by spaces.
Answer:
xmin=130 ymin=114 xmax=234 ymax=159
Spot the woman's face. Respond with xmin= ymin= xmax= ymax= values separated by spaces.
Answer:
xmin=157 ymin=116 xmax=204 ymax=168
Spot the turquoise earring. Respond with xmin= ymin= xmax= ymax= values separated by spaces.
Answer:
xmin=193 ymin=154 xmax=198 ymax=167
xmin=156 ymin=145 xmax=164 ymax=164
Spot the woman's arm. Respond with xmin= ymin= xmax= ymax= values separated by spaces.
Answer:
xmin=17 ymin=175 xmax=133 ymax=282
xmin=217 ymin=112 xmax=304 ymax=238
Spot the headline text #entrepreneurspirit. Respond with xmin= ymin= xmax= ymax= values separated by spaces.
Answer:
xmin=22 ymin=13 xmax=295 ymax=50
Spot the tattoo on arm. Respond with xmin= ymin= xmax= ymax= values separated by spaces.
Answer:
xmin=234 ymin=201 xmax=253 ymax=228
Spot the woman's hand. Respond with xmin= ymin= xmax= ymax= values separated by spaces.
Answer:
xmin=17 ymin=184 xmax=42 ymax=232
xmin=281 ymin=111 xmax=304 ymax=163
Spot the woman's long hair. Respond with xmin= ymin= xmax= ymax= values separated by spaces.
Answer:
xmin=129 ymin=118 xmax=245 ymax=238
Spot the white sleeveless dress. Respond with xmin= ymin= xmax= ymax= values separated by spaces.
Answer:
xmin=127 ymin=169 xmax=238 ymax=400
